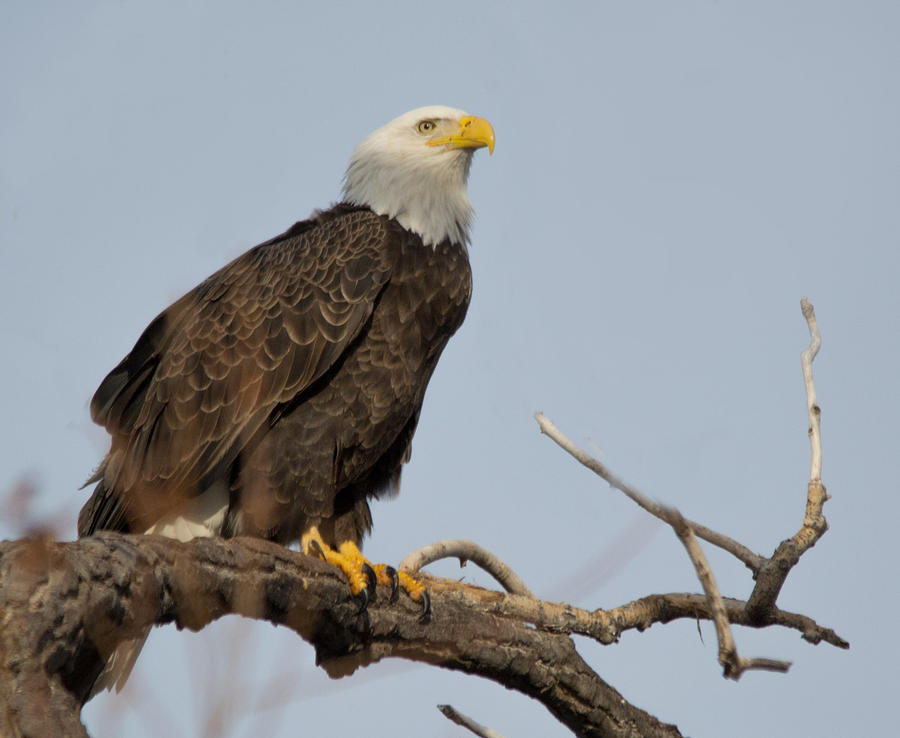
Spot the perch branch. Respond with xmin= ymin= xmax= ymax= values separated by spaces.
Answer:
xmin=0 ymin=528 xmax=846 ymax=737
xmin=0 ymin=533 xmax=683 ymax=738
xmin=399 ymin=539 xmax=535 ymax=597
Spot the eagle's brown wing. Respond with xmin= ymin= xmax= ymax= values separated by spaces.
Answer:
xmin=80 ymin=208 xmax=392 ymax=535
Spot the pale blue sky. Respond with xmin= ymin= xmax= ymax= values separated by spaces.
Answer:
xmin=2 ymin=1 xmax=897 ymax=736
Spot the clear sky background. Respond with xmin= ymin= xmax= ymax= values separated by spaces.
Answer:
xmin=2 ymin=1 xmax=897 ymax=736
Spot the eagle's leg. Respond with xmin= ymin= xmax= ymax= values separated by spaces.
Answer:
xmin=301 ymin=527 xmax=372 ymax=599
xmin=301 ymin=527 xmax=430 ymax=619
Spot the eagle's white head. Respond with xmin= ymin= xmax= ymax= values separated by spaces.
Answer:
xmin=342 ymin=105 xmax=495 ymax=247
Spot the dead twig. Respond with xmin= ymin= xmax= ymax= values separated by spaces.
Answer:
xmin=534 ymin=413 xmax=764 ymax=573
xmin=399 ymin=539 xmax=534 ymax=597
xmin=438 ymin=704 xmax=507 ymax=738
xmin=801 ymin=297 xmax=823 ymax=485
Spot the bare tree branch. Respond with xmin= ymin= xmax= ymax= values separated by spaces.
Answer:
xmin=445 ymin=585 xmax=846 ymax=650
xmin=534 ymin=413 xmax=765 ymax=572
xmin=602 ymin=593 xmax=847 ymax=649
xmin=534 ymin=298 xmax=844 ymax=678
xmin=801 ymin=297 xmax=823 ymax=484
xmin=661 ymin=507 xmax=791 ymax=678
xmin=745 ymin=298 xmax=829 ymax=622
xmin=399 ymin=539 xmax=535 ymax=597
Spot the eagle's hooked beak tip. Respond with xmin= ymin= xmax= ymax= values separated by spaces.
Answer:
xmin=461 ymin=115 xmax=495 ymax=155
xmin=427 ymin=115 xmax=495 ymax=155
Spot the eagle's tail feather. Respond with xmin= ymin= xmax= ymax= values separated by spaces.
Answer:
xmin=89 ymin=628 xmax=150 ymax=698
xmin=78 ymin=456 xmax=131 ymax=537
xmin=86 ymin=491 xmax=231 ymax=696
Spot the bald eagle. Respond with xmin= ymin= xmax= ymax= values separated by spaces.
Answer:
xmin=79 ymin=106 xmax=494 ymax=691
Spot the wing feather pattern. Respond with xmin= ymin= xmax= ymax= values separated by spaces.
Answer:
xmin=81 ymin=207 xmax=392 ymax=534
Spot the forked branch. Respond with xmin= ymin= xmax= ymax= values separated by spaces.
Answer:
xmin=535 ymin=298 xmax=841 ymax=676
xmin=746 ymin=297 xmax=829 ymax=621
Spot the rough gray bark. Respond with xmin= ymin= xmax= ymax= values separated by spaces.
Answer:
xmin=0 ymin=533 xmax=682 ymax=738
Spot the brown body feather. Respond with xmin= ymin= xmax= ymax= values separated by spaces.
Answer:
xmin=79 ymin=203 xmax=472 ymax=549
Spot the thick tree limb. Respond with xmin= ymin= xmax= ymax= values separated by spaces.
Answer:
xmin=0 ymin=533 xmax=682 ymax=738
xmin=0 ymin=526 xmax=847 ymax=737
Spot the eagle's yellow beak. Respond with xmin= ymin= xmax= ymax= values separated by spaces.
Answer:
xmin=428 ymin=115 xmax=495 ymax=155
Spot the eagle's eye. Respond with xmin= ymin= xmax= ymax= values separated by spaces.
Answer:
xmin=416 ymin=119 xmax=437 ymax=134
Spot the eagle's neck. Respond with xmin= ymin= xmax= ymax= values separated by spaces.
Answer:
xmin=342 ymin=147 xmax=475 ymax=248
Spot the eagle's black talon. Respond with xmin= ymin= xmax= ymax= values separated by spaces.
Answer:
xmin=417 ymin=590 xmax=432 ymax=624
xmin=384 ymin=566 xmax=399 ymax=603
xmin=355 ymin=587 xmax=370 ymax=613
xmin=308 ymin=539 xmax=325 ymax=559
xmin=362 ymin=563 xmax=377 ymax=597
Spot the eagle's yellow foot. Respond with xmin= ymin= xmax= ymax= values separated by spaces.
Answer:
xmin=301 ymin=527 xmax=430 ymax=619
xmin=302 ymin=530 xmax=371 ymax=604
xmin=397 ymin=569 xmax=431 ymax=622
